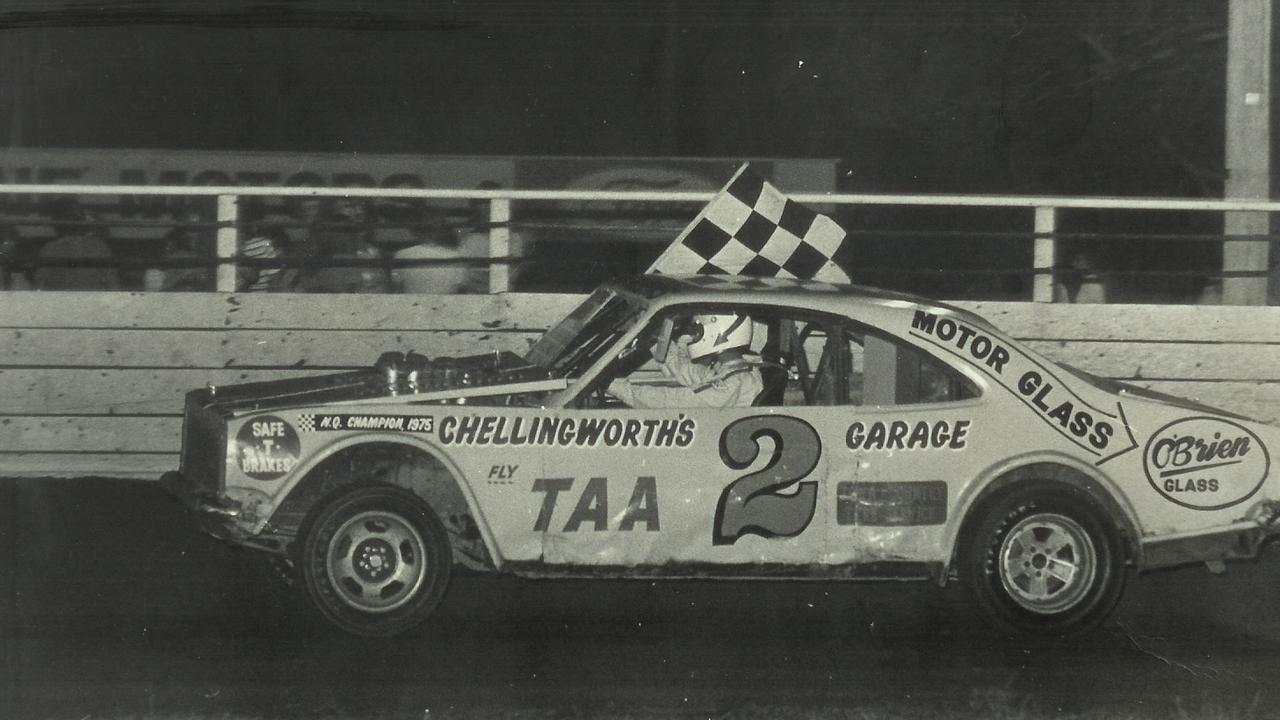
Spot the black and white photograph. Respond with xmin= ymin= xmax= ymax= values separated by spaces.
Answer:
xmin=2 ymin=2 xmax=1280 ymax=718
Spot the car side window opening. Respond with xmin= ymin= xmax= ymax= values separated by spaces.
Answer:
xmin=842 ymin=324 xmax=980 ymax=406
xmin=752 ymin=314 xmax=980 ymax=408
xmin=580 ymin=305 xmax=979 ymax=410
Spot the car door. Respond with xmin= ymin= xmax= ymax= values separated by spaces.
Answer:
xmin=823 ymin=318 xmax=989 ymax=566
xmin=524 ymin=305 xmax=840 ymax=571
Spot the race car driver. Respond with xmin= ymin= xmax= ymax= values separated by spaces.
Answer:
xmin=607 ymin=312 xmax=764 ymax=408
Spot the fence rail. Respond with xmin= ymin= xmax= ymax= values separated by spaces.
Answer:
xmin=1 ymin=183 xmax=1276 ymax=303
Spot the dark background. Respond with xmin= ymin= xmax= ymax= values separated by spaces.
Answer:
xmin=0 ymin=1 xmax=1266 ymax=301
xmin=4 ymin=477 xmax=1280 ymax=719
xmin=0 ymin=0 xmax=1234 ymax=198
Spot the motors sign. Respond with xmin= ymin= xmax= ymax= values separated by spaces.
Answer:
xmin=0 ymin=147 xmax=516 ymax=215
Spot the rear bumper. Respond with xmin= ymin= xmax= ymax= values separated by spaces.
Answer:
xmin=1140 ymin=501 xmax=1280 ymax=571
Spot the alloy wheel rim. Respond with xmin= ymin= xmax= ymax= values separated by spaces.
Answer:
xmin=998 ymin=512 xmax=1097 ymax=615
xmin=326 ymin=510 xmax=428 ymax=613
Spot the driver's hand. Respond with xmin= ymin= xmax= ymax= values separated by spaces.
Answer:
xmin=661 ymin=337 xmax=694 ymax=379
xmin=606 ymin=378 xmax=633 ymax=406
xmin=662 ymin=336 xmax=692 ymax=371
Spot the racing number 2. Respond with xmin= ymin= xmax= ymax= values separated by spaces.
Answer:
xmin=713 ymin=415 xmax=822 ymax=545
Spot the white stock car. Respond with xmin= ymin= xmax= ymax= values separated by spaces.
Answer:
xmin=162 ymin=274 xmax=1280 ymax=637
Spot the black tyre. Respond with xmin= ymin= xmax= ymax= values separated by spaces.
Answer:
xmin=300 ymin=484 xmax=452 ymax=637
xmin=962 ymin=485 xmax=1126 ymax=636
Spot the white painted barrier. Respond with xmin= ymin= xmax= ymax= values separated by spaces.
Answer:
xmin=1 ymin=292 xmax=1277 ymax=478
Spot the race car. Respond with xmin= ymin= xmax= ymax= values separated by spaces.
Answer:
xmin=161 ymin=274 xmax=1280 ymax=637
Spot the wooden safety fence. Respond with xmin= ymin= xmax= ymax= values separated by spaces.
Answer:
xmin=1 ymin=292 xmax=1278 ymax=478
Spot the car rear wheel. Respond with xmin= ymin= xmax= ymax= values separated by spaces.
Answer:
xmin=962 ymin=486 xmax=1126 ymax=636
xmin=300 ymin=484 xmax=452 ymax=637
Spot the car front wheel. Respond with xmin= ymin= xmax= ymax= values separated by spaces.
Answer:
xmin=962 ymin=486 xmax=1126 ymax=636
xmin=300 ymin=484 xmax=452 ymax=637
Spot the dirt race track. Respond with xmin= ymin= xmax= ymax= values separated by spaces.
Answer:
xmin=3 ymin=478 xmax=1280 ymax=720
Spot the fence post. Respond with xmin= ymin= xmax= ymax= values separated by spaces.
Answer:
xmin=488 ymin=197 xmax=512 ymax=293
xmin=1033 ymin=206 xmax=1056 ymax=302
xmin=215 ymin=194 xmax=239 ymax=292
xmin=1223 ymin=0 xmax=1271 ymax=305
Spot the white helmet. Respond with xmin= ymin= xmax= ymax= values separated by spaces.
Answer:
xmin=685 ymin=313 xmax=753 ymax=360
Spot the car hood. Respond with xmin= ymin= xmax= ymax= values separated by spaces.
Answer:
xmin=200 ymin=351 xmax=554 ymax=416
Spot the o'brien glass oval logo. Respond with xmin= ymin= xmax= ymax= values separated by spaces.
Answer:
xmin=235 ymin=415 xmax=300 ymax=481
xmin=1143 ymin=416 xmax=1271 ymax=511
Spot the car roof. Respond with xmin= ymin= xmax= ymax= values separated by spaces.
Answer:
xmin=609 ymin=273 xmax=994 ymax=330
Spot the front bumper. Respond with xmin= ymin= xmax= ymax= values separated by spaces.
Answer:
xmin=160 ymin=470 xmax=246 ymax=542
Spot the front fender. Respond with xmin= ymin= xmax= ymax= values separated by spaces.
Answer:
xmin=259 ymin=432 xmax=505 ymax=570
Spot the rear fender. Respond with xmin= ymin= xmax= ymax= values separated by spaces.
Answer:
xmin=944 ymin=454 xmax=1144 ymax=581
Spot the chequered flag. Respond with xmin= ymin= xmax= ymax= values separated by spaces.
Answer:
xmin=296 ymin=413 xmax=315 ymax=433
xmin=648 ymin=164 xmax=851 ymax=284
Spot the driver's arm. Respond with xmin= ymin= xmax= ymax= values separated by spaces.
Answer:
xmin=607 ymin=335 xmax=710 ymax=408
xmin=607 ymin=377 xmax=701 ymax=409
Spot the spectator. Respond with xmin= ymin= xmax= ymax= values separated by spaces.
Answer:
xmin=391 ymin=181 xmax=526 ymax=294
xmin=237 ymin=199 xmax=297 ymax=292
xmin=454 ymin=180 xmax=528 ymax=292
xmin=144 ymin=205 xmax=215 ymax=291
xmin=298 ymin=197 xmax=389 ymax=293
xmin=1 ymin=221 xmax=28 ymax=290
xmin=1053 ymin=250 xmax=1107 ymax=304
xmin=286 ymin=196 xmax=326 ymax=249
xmin=33 ymin=199 xmax=119 ymax=291
xmin=390 ymin=204 xmax=475 ymax=294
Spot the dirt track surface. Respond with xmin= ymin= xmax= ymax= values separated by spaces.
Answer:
xmin=3 ymin=478 xmax=1280 ymax=719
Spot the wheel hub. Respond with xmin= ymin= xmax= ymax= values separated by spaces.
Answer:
xmin=353 ymin=538 xmax=397 ymax=583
